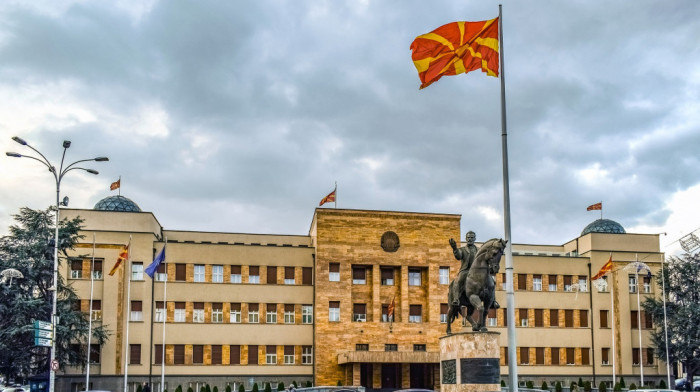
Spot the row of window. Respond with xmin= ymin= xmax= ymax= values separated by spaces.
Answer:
xmin=135 ymin=344 xmax=312 ymax=366
xmin=329 ymin=264 xmax=444 ymax=286
xmin=499 ymin=273 xmax=653 ymax=294
xmin=355 ymin=343 xmax=426 ymax=352
xmin=70 ymin=260 xmax=313 ymax=285
xmin=145 ymin=302 xmax=312 ymax=324
xmin=331 ymin=302 xmax=423 ymax=323
xmin=500 ymin=347 xmax=655 ymax=366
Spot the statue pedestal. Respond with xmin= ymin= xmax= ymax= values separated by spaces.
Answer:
xmin=439 ymin=331 xmax=500 ymax=392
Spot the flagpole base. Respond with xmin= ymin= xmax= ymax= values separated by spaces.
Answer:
xmin=439 ymin=331 xmax=501 ymax=392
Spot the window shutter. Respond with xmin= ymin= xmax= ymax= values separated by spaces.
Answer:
xmin=231 ymin=303 xmax=241 ymax=311
xmin=230 ymin=345 xmax=241 ymax=364
xmin=285 ymin=304 xmax=294 ymax=312
xmin=302 ymin=267 xmax=312 ymax=284
xmin=329 ymin=263 xmax=340 ymax=273
xmin=409 ymin=305 xmax=421 ymax=316
xmin=249 ymin=266 xmax=260 ymax=275
xmin=231 ymin=265 xmax=241 ymax=274
xmin=267 ymin=266 xmax=277 ymax=284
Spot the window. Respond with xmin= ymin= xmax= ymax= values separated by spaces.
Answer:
xmin=230 ymin=265 xmax=242 ymax=283
xmin=533 ymin=275 xmax=542 ymax=291
xmin=130 ymin=301 xmax=143 ymax=321
xmin=408 ymin=268 xmax=421 ymax=286
xmin=644 ymin=311 xmax=653 ymax=329
xmin=212 ymin=265 xmax=223 ymax=283
xmin=284 ymin=304 xmax=295 ymax=324
xmin=211 ymin=345 xmax=222 ymax=365
xmin=578 ymin=275 xmax=588 ymax=292
xmin=600 ymin=310 xmax=609 ymax=328
xmin=580 ymin=310 xmax=589 ymax=328
xmin=382 ymin=304 xmax=394 ymax=323
xmin=551 ymin=347 xmax=560 ymax=365
xmin=193 ymin=302 xmax=205 ymax=323
xmin=582 ymin=348 xmax=590 ymax=365
xmin=385 ymin=344 xmax=398 ymax=352
xmin=266 ymin=303 xmax=277 ymax=323
xmin=597 ymin=276 xmax=609 ymax=292
xmin=267 ymin=266 xmax=277 ymax=284
xmin=631 ymin=310 xmax=639 ymax=329
xmin=353 ymin=304 xmax=367 ymax=322
xmin=519 ymin=347 xmax=529 ymax=364
xmin=381 ymin=268 xmax=394 ymax=285
xmin=409 ymin=305 xmax=422 ymax=323
xmin=91 ymin=300 xmax=102 ymax=321
xmin=632 ymin=348 xmax=640 ymax=365
xmin=439 ymin=267 xmax=449 ymax=285
xmin=88 ymin=345 xmax=101 ymax=364
xmin=643 ymin=276 xmax=652 ymax=293
xmin=550 ymin=309 xmax=559 ymax=327
xmin=563 ymin=275 xmax=573 ymax=292
xmin=302 ymin=305 xmax=313 ymax=324
xmin=646 ymin=348 xmax=654 ymax=365
xmin=548 ymin=275 xmax=557 ymax=291
xmin=501 ymin=273 xmax=507 ymax=290
xmin=248 ymin=345 xmax=258 ymax=365
xmin=440 ymin=304 xmax=448 ymax=323
xmin=601 ymin=347 xmax=610 ymax=365
xmin=230 ymin=345 xmax=241 ymax=365
xmin=329 ymin=263 xmax=340 ymax=282
xmin=155 ymin=301 xmax=165 ymax=322
xmin=502 ymin=346 xmax=508 ymax=365
xmin=174 ymin=302 xmax=185 ymax=322
xmin=302 ymin=346 xmax=312 ymax=364
xmin=629 ymin=275 xmax=637 ymax=293
xmin=534 ymin=309 xmax=543 ymax=327
xmin=129 ymin=344 xmax=140 ymax=364
xmin=488 ymin=308 xmax=497 ymax=327
xmin=175 ymin=264 xmax=186 ymax=281
xmin=249 ymin=266 xmax=260 ymax=284
xmin=519 ymin=309 xmax=528 ymax=327
xmin=266 ymin=345 xmax=277 ymax=364
xmin=503 ymin=308 xmax=508 ymax=326
xmin=174 ymin=345 xmax=185 ymax=365
xmin=91 ymin=260 xmax=103 ymax=279
xmin=284 ymin=345 xmax=295 ymax=364
xmin=566 ymin=348 xmax=575 ymax=364
xmin=131 ymin=262 xmax=144 ymax=280
xmin=352 ymin=267 xmax=366 ymax=284
xmin=230 ymin=303 xmax=241 ymax=323
xmin=329 ymin=301 xmax=340 ymax=322
xmin=414 ymin=344 xmax=426 ymax=352
xmin=248 ymin=303 xmax=259 ymax=323
xmin=212 ymin=302 xmax=223 ymax=323
xmin=535 ymin=347 xmax=544 ymax=365
xmin=71 ymin=259 xmax=83 ymax=279
xmin=284 ymin=267 xmax=295 ymax=285
xmin=194 ymin=265 xmax=205 ymax=282
xmin=356 ymin=344 xmax=369 ymax=351
xmin=193 ymin=345 xmax=204 ymax=364
xmin=565 ymin=309 xmax=574 ymax=328
xmin=302 ymin=267 xmax=313 ymax=285
xmin=517 ymin=274 xmax=527 ymax=290
xmin=155 ymin=264 xmax=167 ymax=282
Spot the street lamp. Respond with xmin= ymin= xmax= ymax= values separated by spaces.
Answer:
xmin=6 ymin=136 xmax=108 ymax=392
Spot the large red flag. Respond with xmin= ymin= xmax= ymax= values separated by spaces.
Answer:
xmin=410 ymin=18 xmax=499 ymax=89
xmin=108 ymin=241 xmax=130 ymax=276
xmin=592 ymin=255 xmax=613 ymax=281
xmin=587 ymin=202 xmax=602 ymax=211
xmin=319 ymin=188 xmax=336 ymax=206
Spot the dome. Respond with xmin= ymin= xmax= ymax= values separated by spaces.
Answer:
xmin=94 ymin=195 xmax=142 ymax=212
xmin=581 ymin=218 xmax=626 ymax=236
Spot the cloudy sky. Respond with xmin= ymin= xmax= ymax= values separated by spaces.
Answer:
xmin=1 ymin=0 xmax=699 ymax=254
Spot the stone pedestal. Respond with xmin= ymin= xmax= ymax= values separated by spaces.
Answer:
xmin=439 ymin=331 xmax=500 ymax=392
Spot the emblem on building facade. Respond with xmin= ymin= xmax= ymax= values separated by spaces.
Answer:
xmin=380 ymin=231 xmax=400 ymax=252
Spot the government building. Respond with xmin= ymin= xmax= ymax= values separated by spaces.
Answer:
xmin=58 ymin=195 xmax=667 ymax=392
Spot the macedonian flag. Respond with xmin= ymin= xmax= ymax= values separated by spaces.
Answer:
xmin=108 ymin=241 xmax=130 ymax=276
xmin=410 ymin=18 xmax=499 ymax=89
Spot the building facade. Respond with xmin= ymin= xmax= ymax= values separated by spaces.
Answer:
xmin=57 ymin=196 xmax=667 ymax=391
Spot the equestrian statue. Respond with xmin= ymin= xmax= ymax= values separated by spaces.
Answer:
xmin=446 ymin=235 xmax=507 ymax=333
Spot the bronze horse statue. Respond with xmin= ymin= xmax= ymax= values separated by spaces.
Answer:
xmin=446 ymin=238 xmax=507 ymax=333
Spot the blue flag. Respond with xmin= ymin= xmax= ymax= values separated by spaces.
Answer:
xmin=145 ymin=246 xmax=165 ymax=278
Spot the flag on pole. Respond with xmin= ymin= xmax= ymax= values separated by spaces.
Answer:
xmin=410 ymin=18 xmax=499 ymax=89
xmin=587 ymin=202 xmax=602 ymax=211
xmin=145 ymin=246 xmax=166 ymax=279
xmin=108 ymin=241 xmax=130 ymax=276
xmin=110 ymin=179 xmax=121 ymax=191
xmin=387 ymin=297 xmax=395 ymax=322
xmin=319 ymin=188 xmax=336 ymax=206
xmin=592 ymin=255 xmax=613 ymax=281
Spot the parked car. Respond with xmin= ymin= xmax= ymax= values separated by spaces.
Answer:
xmin=1 ymin=388 xmax=26 ymax=392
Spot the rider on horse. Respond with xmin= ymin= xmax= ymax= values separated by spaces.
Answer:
xmin=449 ymin=231 xmax=500 ymax=309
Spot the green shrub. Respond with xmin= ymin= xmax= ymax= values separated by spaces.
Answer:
xmin=238 ymin=384 xmax=245 ymax=392
xmin=292 ymin=382 xmax=298 ymax=388
xmin=206 ymin=385 xmax=212 ymax=392
xmin=659 ymin=380 xmax=667 ymax=389
xmin=584 ymin=381 xmax=592 ymax=392
xmin=613 ymin=382 xmax=621 ymax=392
xmin=305 ymin=381 xmax=312 ymax=388
xmin=599 ymin=381 xmax=607 ymax=392
xmin=213 ymin=387 xmax=219 ymax=392
xmin=336 ymin=381 xmax=342 ymax=386
xmin=555 ymin=381 xmax=562 ymax=392
xmin=188 ymin=387 xmax=194 ymax=392
xmin=264 ymin=383 xmax=271 ymax=392
xmin=570 ymin=381 xmax=577 ymax=391
xmin=620 ymin=377 xmax=626 ymax=389
xmin=252 ymin=384 xmax=259 ymax=392
xmin=137 ymin=385 xmax=143 ymax=392
xmin=226 ymin=386 xmax=231 ymax=392
xmin=542 ymin=381 xmax=549 ymax=391
xmin=501 ymin=380 xmax=506 ymax=387
xmin=176 ymin=386 xmax=183 ymax=392
xmin=526 ymin=381 xmax=534 ymax=389
xmin=200 ymin=387 xmax=206 ymax=392
xmin=277 ymin=382 xmax=285 ymax=391
xmin=629 ymin=383 xmax=637 ymax=391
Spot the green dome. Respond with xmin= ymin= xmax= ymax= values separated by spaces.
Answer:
xmin=581 ymin=219 xmax=625 ymax=236
xmin=94 ymin=195 xmax=141 ymax=212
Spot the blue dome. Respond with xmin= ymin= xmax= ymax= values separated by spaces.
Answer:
xmin=581 ymin=219 xmax=626 ymax=236
xmin=94 ymin=195 xmax=142 ymax=212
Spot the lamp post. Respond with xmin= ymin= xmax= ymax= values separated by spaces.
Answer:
xmin=6 ymin=136 xmax=108 ymax=392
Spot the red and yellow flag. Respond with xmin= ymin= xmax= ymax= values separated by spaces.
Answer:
xmin=319 ymin=189 xmax=336 ymax=206
xmin=587 ymin=202 xmax=602 ymax=211
xmin=592 ymin=255 xmax=613 ymax=281
xmin=108 ymin=241 xmax=130 ymax=276
xmin=110 ymin=179 xmax=121 ymax=191
xmin=387 ymin=297 xmax=396 ymax=320
xmin=410 ymin=18 xmax=499 ymax=89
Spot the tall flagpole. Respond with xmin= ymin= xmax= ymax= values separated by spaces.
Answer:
xmin=86 ymin=233 xmax=96 ymax=390
xmin=635 ymin=255 xmax=644 ymax=385
xmin=660 ymin=254 xmax=671 ymax=387
xmin=498 ymin=5 xmax=518 ymax=392
xmin=334 ymin=181 xmax=337 ymax=209
xmin=161 ymin=240 xmax=167 ymax=392
xmin=123 ymin=235 xmax=133 ymax=392
xmin=610 ymin=256 xmax=616 ymax=385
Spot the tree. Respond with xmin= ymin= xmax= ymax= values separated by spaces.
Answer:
xmin=598 ymin=381 xmax=607 ymax=392
xmin=238 ymin=384 xmax=245 ymax=392
xmin=251 ymin=383 xmax=259 ymax=392
xmin=659 ymin=379 xmax=667 ymax=389
xmin=619 ymin=377 xmax=626 ymax=389
xmin=213 ymin=387 xmax=219 ymax=392
xmin=0 ymin=207 xmax=108 ymax=380
xmin=264 ymin=383 xmax=271 ymax=392
xmin=226 ymin=385 xmax=231 ymax=392
xmin=541 ymin=381 xmax=549 ymax=391
xmin=555 ymin=381 xmax=562 ymax=392
xmin=304 ymin=381 xmax=312 ymax=388
xmin=277 ymin=382 xmax=284 ymax=391
xmin=526 ymin=381 xmax=534 ymax=389
xmin=643 ymin=252 xmax=700 ymax=385
xmin=188 ymin=387 xmax=194 ymax=392
xmin=583 ymin=381 xmax=591 ymax=392
xmin=629 ymin=383 xmax=637 ymax=391
xmin=176 ymin=386 xmax=183 ymax=392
